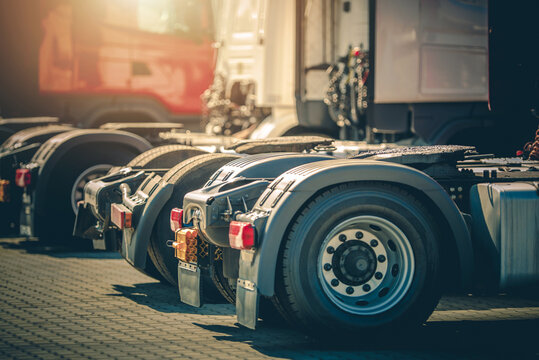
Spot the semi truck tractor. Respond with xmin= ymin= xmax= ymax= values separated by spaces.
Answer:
xmin=0 ymin=122 xmax=75 ymax=234
xmin=165 ymin=0 xmax=538 ymax=334
xmin=175 ymin=145 xmax=538 ymax=333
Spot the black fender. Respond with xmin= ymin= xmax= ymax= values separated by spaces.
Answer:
xmin=32 ymin=129 xmax=152 ymax=215
xmin=183 ymin=153 xmax=335 ymax=246
xmin=0 ymin=117 xmax=60 ymax=145
xmin=122 ymin=179 xmax=174 ymax=269
xmin=240 ymin=159 xmax=473 ymax=300
xmin=1 ymin=125 xmax=75 ymax=178
xmin=1 ymin=125 xmax=74 ymax=152
xmin=126 ymin=152 xmax=334 ymax=270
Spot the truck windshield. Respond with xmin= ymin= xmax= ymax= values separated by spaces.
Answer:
xmin=137 ymin=0 xmax=207 ymax=36
xmin=230 ymin=0 xmax=260 ymax=34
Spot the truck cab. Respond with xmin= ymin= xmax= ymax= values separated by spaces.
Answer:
xmin=204 ymin=0 xmax=530 ymax=155
xmin=0 ymin=0 xmax=215 ymax=129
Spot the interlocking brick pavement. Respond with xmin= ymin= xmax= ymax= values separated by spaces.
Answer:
xmin=0 ymin=237 xmax=538 ymax=359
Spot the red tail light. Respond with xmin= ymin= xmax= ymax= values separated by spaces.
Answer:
xmin=229 ymin=221 xmax=255 ymax=250
xmin=170 ymin=208 xmax=183 ymax=232
xmin=15 ymin=169 xmax=31 ymax=187
xmin=111 ymin=203 xmax=132 ymax=229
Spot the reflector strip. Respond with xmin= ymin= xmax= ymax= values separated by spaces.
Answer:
xmin=111 ymin=203 xmax=132 ymax=229
xmin=15 ymin=169 xmax=31 ymax=187
xmin=170 ymin=208 xmax=183 ymax=232
xmin=229 ymin=221 xmax=255 ymax=250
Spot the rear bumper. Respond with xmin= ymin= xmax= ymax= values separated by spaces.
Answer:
xmin=74 ymin=168 xmax=154 ymax=250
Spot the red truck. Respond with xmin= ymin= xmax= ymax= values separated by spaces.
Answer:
xmin=0 ymin=0 xmax=215 ymax=130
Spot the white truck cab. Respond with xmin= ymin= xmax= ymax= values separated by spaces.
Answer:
xmin=209 ymin=1 xmax=498 ymax=152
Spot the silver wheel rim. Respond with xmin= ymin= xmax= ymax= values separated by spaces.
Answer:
xmin=317 ymin=215 xmax=415 ymax=315
xmin=70 ymin=164 xmax=112 ymax=213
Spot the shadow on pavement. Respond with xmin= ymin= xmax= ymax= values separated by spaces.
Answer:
xmin=435 ymin=293 xmax=539 ymax=310
xmin=109 ymin=283 xmax=235 ymax=316
xmin=194 ymin=318 xmax=539 ymax=359
xmin=0 ymin=237 xmax=120 ymax=259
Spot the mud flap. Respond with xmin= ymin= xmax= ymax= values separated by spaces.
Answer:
xmin=178 ymin=261 xmax=202 ymax=307
xmin=93 ymin=230 xmax=120 ymax=251
xmin=72 ymin=203 xmax=108 ymax=250
xmin=236 ymin=279 xmax=259 ymax=329
xmin=19 ymin=192 xmax=34 ymax=236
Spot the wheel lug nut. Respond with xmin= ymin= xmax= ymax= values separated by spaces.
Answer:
xmin=375 ymin=272 xmax=383 ymax=280
xmin=331 ymin=279 xmax=339 ymax=287
xmin=377 ymin=255 xmax=386 ymax=263
xmin=339 ymin=234 xmax=347 ymax=242
xmin=370 ymin=239 xmax=378 ymax=247
xmin=346 ymin=287 xmax=354 ymax=294
xmin=362 ymin=284 xmax=371 ymax=292
xmin=327 ymin=246 xmax=335 ymax=254
xmin=392 ymin=264 xmax=399 ymax=276
xmin=355 ymin=231 xmax=363 ymax=239
xmin=324 ymin=263 xmax=332 ymax=271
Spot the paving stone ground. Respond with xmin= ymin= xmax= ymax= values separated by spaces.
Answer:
xmin=0 ymin=237 xmax=538 ymax=360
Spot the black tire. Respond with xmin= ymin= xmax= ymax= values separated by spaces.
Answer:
xmin=121 ymin=145 xmax=208 ymax=282
xmin=125 ymin=145 xmax=207 ymax=169
xmin=147 ymin=153 xmax=240 ymax=297
xmin=273 ymin=182 xmax=441 ymax=335
xmin=210 ymin=255 xmax=237 ymax=304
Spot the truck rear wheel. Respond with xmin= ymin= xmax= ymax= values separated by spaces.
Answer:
xmin=148 ymin=153 xmax=241 ymax=299
xmin=121 ymin=145 xmax=208 ymax=282
xmin=36 ymin=146 xmax=140 ymax=245
xmin=210 ymin=255 xmax=237 ymax=304
xmin=70 ymin=164 xmax=114 ymax=213
xmin=125 ymin=145 xmax=207 ymax=169
xmin=273 ymin=182 xmax=442 ymax=335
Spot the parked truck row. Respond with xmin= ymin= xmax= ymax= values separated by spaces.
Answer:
xmin=0 ymin=0 xmax=537 ymax=338
xmin=70 ymin=139 xmax=538 ymax=334
xmin=0 ymin=0 xmax=511 ymax=237
xmin=3 ymin=118 xmax=536 ymax=335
